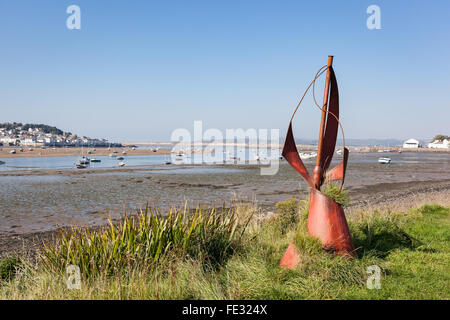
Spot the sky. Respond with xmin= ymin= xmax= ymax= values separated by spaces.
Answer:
xmin=0 ymin=0 xmax=449 ymax=142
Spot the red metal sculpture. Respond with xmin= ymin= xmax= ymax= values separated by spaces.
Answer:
xmin=280 ymin=56 xmax=355 ymax=269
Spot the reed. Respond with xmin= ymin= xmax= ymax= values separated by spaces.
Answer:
xmin=40 ymin=206 xmax=250 ymax=277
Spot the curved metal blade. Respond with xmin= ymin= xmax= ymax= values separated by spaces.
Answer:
xmin=320 ymin=67 xmax=339 ymax=173
xmin=282 ymin=122 xmax=314 ymax=188
xmin=325 ymin=147 xmax=349 ymax=184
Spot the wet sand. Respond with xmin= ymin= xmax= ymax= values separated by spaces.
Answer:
xmin=0 ymin=151 xmax=449 ymax=258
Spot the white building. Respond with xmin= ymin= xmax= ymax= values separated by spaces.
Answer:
xmin=403 ymin=138 xmax=420 ymax=148
xmin=20 ymin=138 xmax=37 ymax=146
xmin=0 ymin=137 xmax=17 ymax=145
xmin=428 ymin=139 xmax=450 ymax=149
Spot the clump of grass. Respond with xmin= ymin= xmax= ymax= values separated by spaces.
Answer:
xmin=275 ymin=198 xmax=307 ymax=232
xmin=349 ymin=209 xmax=418 ymax=258
xmin=321 ymin=182 xmax=350 ymax=207
xmin=40 ymin=206 xmax=249 ymax=277
xmin=419 ymin=204 xmax=449 ymax=216
xmin=0 ymin=256 xmax=21 ymax=282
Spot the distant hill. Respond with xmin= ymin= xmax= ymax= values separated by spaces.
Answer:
xmin=0 ymin=122 xmax=64 ymax=135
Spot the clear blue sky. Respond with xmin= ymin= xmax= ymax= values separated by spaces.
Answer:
xmin=1 ymin=0 xmax=449 ymax=142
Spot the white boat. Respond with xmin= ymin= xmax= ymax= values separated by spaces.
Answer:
xmin=299 ymin=152 xmax=317 ymax=160
xmin=118 ymin=161 xmax=125 ymax=167
xmin=109 ymin=153 xmax=116 ymax=157
xmin=378 ymin=157 xmax=391 ymax=164
xmin=10 ymin=149 xmax=16 ymax=154
xmin=77 ymin=156 xmax=90 ymax=165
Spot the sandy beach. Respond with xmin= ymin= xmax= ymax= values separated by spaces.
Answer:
xmin=0 ymin=146 xmax=172 ymax=158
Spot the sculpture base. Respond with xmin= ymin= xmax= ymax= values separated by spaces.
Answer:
xmin=280 ymin=189 xmax=355 ymax=269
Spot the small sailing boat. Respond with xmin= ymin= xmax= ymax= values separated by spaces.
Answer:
xmin=90 ymin=158 xmax=101 ymax=163
xmin=116 ymin=156 xmax=125 ymax=160
xmin=118 ymin=161 xmax=125 ymax=167
xmin=378 ymin=157 xmax=391 ymax=164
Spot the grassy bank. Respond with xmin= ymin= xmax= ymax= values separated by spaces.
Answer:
xmin=1 ymin=201 xmax=449 ymax=299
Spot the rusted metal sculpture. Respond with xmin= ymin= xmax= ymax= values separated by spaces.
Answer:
xmin=280 ymin=56 xmax=355 ymax=269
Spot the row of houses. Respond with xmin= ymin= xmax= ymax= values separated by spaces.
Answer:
xmin=0 ymin=126 xmax=119 ymax=147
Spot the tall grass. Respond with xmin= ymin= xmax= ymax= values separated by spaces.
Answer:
xmin=40 ymin=206 xmax=250 ymax=277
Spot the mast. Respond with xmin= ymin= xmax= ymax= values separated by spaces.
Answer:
xmin=313 ymin=55 xmax=333 ymax=189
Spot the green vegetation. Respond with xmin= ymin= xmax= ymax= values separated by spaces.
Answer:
xmin=322 ymin=182 xmax=350 ymax=207
xmin=0 ymin=257 xmax=21 ymax=282
xmin=41 ymin=207 xmax=247 ymax=277
xmin=0 ymin=203 xmax=449 ymax=300
xmin=432 ymin=134 xmax=450 ymax=142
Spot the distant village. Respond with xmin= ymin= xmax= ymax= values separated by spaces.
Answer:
xmin=0 ymin=122 xmax=122 ymax=148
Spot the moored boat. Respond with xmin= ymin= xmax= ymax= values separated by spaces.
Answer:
xmin=78 ymin=156 xmax=90 ymax=165
xmin=299 ymin=152 xmax=317 ymax=160
xmin=118 ymin=161 xmax=125 ymax=167
xmin=378 ymin=157 xmax=391 ymax=164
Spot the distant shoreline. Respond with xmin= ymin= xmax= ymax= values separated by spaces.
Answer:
xmin=1 ymin=144 xmax=449 ymax=159
xmin=0 ymin=146 xmax=172 ymax=159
